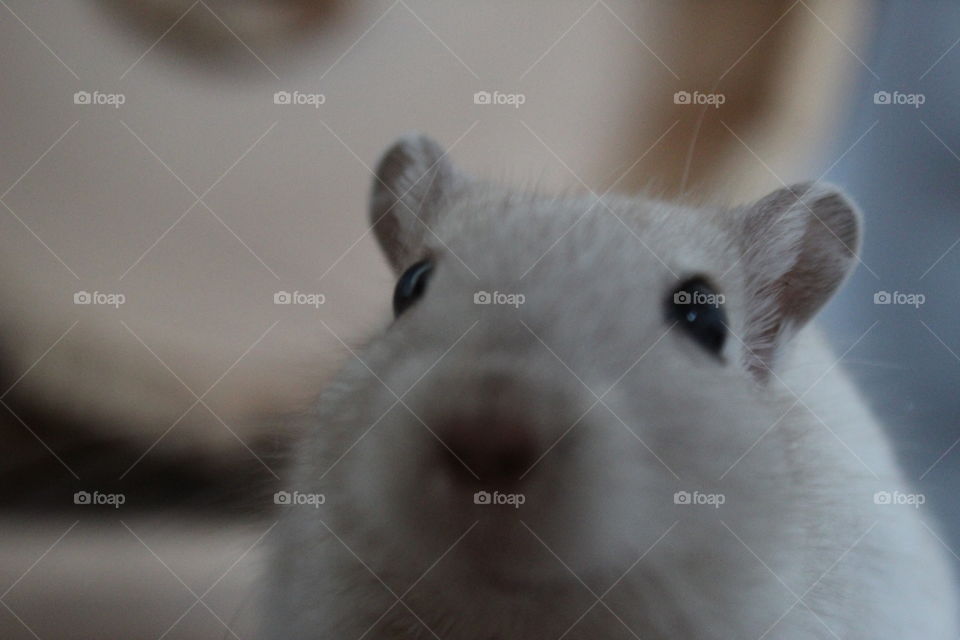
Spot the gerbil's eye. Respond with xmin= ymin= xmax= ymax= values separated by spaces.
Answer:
xmin=393 ymin=259 xmax=433 ymax=316
xmin=667 ymin=277 xmax=727 ymax=356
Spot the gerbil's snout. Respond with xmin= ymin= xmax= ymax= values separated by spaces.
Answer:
xmin=411 ymin=366 xmax=563 ymax=488
xmin=439 ymin=412 xmax=538 ymax=484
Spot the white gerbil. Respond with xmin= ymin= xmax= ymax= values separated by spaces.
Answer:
xmin=263 ymin=134 xmax=958 ymax=639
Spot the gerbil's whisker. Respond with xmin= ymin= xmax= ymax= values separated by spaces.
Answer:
xmin=679 ymin=75 xmax=724 ymax=195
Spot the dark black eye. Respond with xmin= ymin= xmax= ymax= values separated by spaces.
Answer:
xmin=667 ymin=277 xmax=727 ymax=356
xmin=393 ymin=259 xmax=433 ymax=316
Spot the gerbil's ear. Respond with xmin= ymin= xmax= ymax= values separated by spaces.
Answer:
xmin=369 ymin=133 xmax=464 ymax=273
xmin=735 ymin=182 xmax=861 ymax=379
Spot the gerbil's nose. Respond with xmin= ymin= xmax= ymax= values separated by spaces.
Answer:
xmin=440 ymin=417 xmax=538 ymax=483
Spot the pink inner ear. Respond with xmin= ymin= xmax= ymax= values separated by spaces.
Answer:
xmin=369 ymin=134 xmax=456 ymax=273
xmin=735 ymin=183 xmax=861 ymax=380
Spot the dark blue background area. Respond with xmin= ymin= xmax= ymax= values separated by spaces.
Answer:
xmin=816 ymin=1 xmax=960 ymax=553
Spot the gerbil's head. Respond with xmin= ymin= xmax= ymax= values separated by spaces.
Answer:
xmin=276 ymin=134 xmax=861 ymax=636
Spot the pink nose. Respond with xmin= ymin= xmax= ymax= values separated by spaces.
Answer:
xmin=440 ymin=417 xmax=538 ymax=482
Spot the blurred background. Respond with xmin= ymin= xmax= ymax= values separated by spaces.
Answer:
xmin=0 ymin=1 xmax=957 ymax=637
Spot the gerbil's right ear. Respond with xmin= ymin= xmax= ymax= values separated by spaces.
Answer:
xmin=733 ymin=182 xmax=861 ymax=379
xmin=369 ymin=133 xmax=464 ymax=273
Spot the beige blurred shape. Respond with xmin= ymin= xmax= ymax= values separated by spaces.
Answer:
xmin=0 ymin=0 xmax=867 ymax=466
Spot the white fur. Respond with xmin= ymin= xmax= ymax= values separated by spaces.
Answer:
xmin=262 ymin=136 xmax=958 ymax=639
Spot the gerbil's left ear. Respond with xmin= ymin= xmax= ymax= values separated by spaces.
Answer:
xmin=734 ymin=182 xmax=861 ymax=379
xmin=369 ymin=133 xmax=466 ymax=273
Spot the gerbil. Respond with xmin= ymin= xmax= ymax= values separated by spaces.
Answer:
xmin=263 ymin=134 xmax=958 ymax=639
